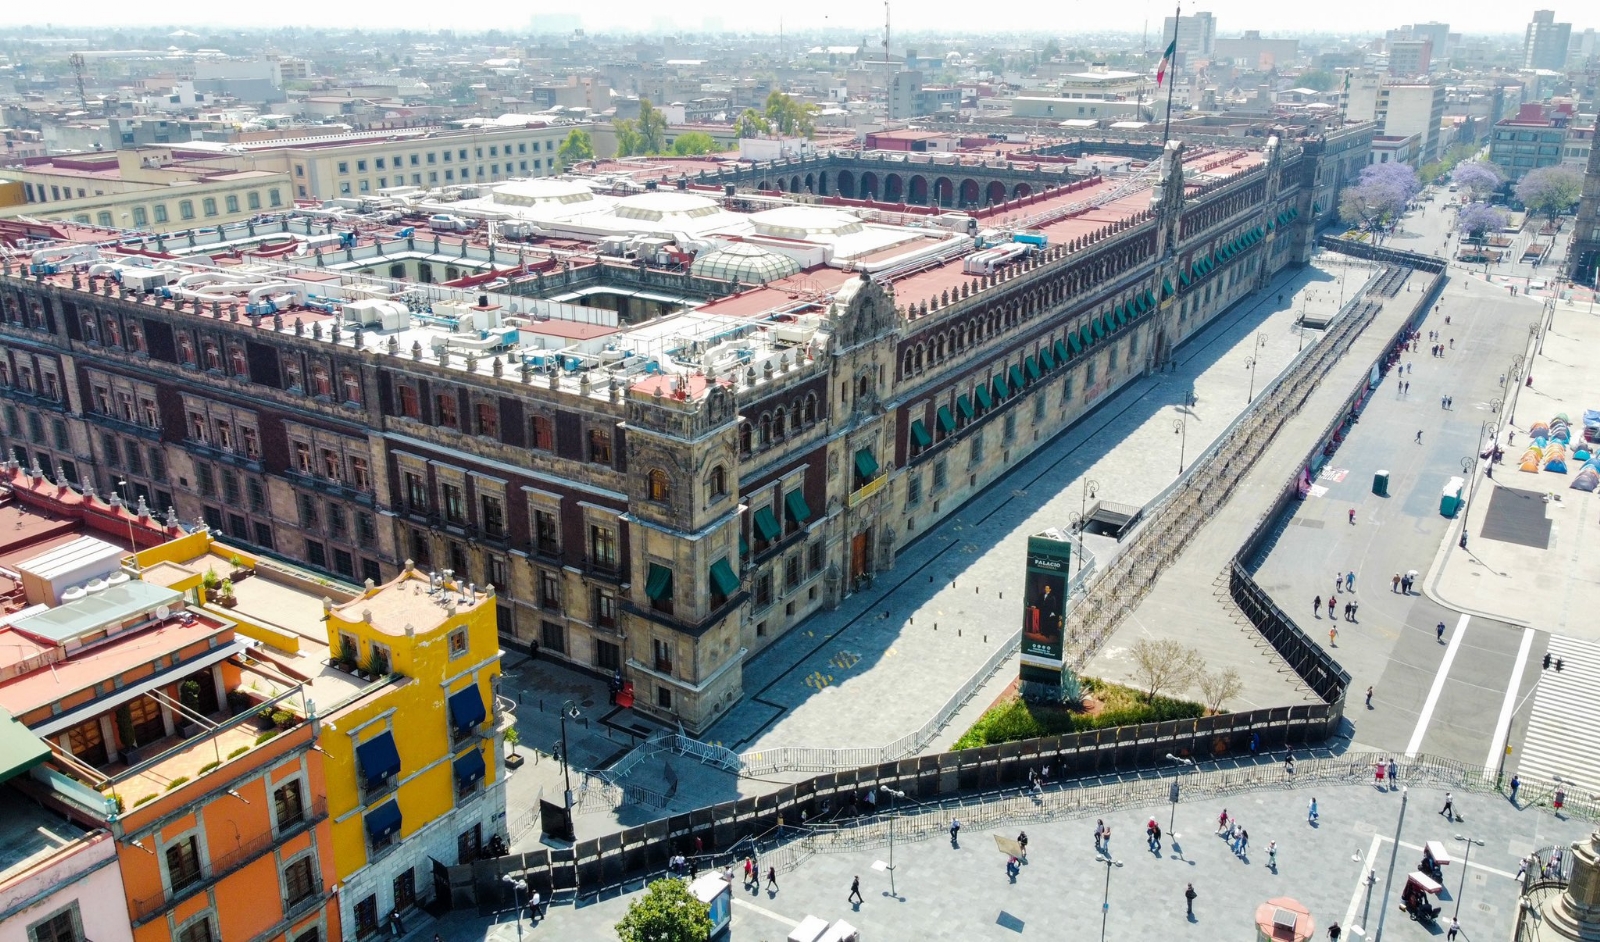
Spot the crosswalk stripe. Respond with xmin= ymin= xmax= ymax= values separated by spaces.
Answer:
xmin=1512 ymin=635 xmax=1600 ymax=797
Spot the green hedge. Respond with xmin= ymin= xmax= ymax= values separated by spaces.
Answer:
xmin=952 ymin=679 xmax=1205 ymax=750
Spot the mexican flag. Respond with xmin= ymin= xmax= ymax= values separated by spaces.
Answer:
xmin=1156 ymin=39 xmax=1178 ymax=87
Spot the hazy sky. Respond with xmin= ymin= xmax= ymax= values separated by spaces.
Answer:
xmin=0 ymin=0 xmax=1566 ymax=36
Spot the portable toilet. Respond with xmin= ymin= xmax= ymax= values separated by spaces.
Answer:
xmin=1373 ymin=470 xmax=1390 ymax=497
xmin=1440 ymin=476 xmax=1465 ymax=517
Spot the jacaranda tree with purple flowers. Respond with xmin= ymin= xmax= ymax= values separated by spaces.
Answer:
xmin=1450 ymin=160 xmax=1505 ymax=201
xmin=1340 ymin=162 xmax=1420 ymax=236
xmin=1457 ymin=202 xmax=1507 ymax=243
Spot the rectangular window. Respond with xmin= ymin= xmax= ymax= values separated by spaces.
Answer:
xmin=196 ymin=463 xmax=215 ymax=498
xmin=784 ymin=553 xmax=802 ymax=589
xmin=594 ymin=588 xmax=617 ymax=628
xmin=589 ymin=525 xmax=617 ymax=571
xmin=225 ymin=195 xmax=239 ymax=214
xmin=594 ymin=639 xmax=621 ymax=671
xmin=435 ymin=394 xmax=458 ymax=429
xmin=530 ymin=415 xmax=554 ymax=450
xmin=154 ymin=205 xmax=169 ymax=223
xmin=247 ymin=478 xmax=266 ymax=512
xmin=283 ymin=856 xmax=316 ymax=907
xmin=298 ymin=492 xmax=319 ymax=527
xmin=442 ymin=484 xmax=464 ymax=524
xmin=653 ymin=637 xmax=673 ymax=674
xmin=306 ymin=540 xmax=327 ymax=569
xmin=357 ymin=512 xmax=377 ymax=547
xmin=398 ymin=385 xmax=420 ymax=419
xmin=588 ymin=428 xmax=612 ymax=465
xmin=540 ymin=570 xmax=561 ymax=610
xmin=448 ymin=628 xmax=468 ymax=658
xmin=165 ymin=836 xmax=202 ymax=891
xmin=906 ymin=473 xmax=922 ymax=507
xmin=354 ymin=896 xmax=379 ymax=938
xmin=475 ymin=403 xmax=497 ymax=437
xmin=541 ymin=621 xmax=565 ymax=653
xmin=27 ymin=906 xmax=80 ymax=942
xmin=274 ymin=779 xmax=305 ymax=829
xmin=808 ymin=540 xmax=824 ymax=575
xmin=481 ymin=495 xmax=505 ymax=538
xmin=405 ymin=472 xmax=428 ymax=512
xmin=534 ymin=509 xmax=559 ymax=555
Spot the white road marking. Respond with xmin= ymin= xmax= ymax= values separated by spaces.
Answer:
xmin=732 ymin=896 xmax=800 ymax=929
xmin=1344 ymin=833 xmax=1384 ymax=932
xmin=1406 ymin=614 xmax=1471 ymax=758
xmin=1483 ymin=626 xmax=1536 ymax=776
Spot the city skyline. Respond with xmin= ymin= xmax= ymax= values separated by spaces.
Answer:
xmin=0 ymin=2 xmax=1586 ymax=39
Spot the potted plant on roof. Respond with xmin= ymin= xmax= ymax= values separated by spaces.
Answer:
xmin=217 ymin=578 xmax=237 ymax=609
xmin=229 ymin=554 xmax=254 ymax=582
xmin=201 ymin=567 xmax=221 ymax=603
xmin=177 ymin=679 xmax=203 ymax=737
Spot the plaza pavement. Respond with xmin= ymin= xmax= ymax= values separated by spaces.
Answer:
xmin=431 ymin=775 xmax=1593 ymax=942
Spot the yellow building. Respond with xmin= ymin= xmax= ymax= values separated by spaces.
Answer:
xmin=130 ymin=534 xmax=508 ymax=942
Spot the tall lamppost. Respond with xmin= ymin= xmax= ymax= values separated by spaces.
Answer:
xmin=1077 ymin=478 xmax=1099 ymax=578
xmin=1452 ymin=835 xmax=1485 ymax=919
xmin=1246 ymin=332 xmax=1268 ymax=402
xmin=1164 ymin=753 xmax=1193 ymax=839
xmin=1173 ymin=417 xmax=1187 ymax=474
xmin=558 ymin=700 xmax=580 ymax=822
xmin=879 ymin=786 xmax=907 ymax=898
xmin=1372 ymin=787 xmax=1409 ymax=942
xmin=1092 ymin=856 xmax=1119 ymax=942
xmin=502 ymin=873 xmax=527 ymax=942
xmin=1458 ymin=456 xmax=1477 ymax=550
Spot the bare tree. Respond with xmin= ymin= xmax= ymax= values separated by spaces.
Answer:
xmin=1129 ymin=638 xmax=1205 ymax=701
xmin=1197 ymin=666 xmax=1244 ymax=714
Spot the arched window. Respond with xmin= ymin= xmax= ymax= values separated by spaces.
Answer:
xmin=311 ymin=365 xmax=332 ymax=397
xmin=772 ymin=408 xmax=787 ymax=440
xmin=758 ymin=413 xmax=772 ymax=446
xmin=202 ymin=341 xmax=221 ymax=371
xmin=341 ymin=370 xmax=361 ymax=403
xmin=914 ymin=345 xmax=924 ymax=372
xmin=648 ymin=468 xmax=671 ymax=502
xmin=229 ymin=346 xmax=247 ymax=376
xmin=708 ymin=465 xmax=727 ymax=498
xmin=803 ymin=394 xmax=818 ymax=425
xmin=902 ymin=349 xmax=915 ymax=377
xmin=738 ymin=421 xmax=752 ymax=454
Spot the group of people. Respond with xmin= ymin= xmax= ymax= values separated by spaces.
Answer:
xmin=1373 ymin=756 xmax=1400 ymax=787
xmin=1216 ymin=809 xmax=1251 ymax=858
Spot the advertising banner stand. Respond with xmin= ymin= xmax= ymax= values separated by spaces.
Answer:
xmin=1019 ymin=528 xmax=1080 ymax=703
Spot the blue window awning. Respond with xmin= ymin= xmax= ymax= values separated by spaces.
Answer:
xmin=453 ymin=747 xmax=486 ymax=786
xmin=448 ymin=684 xmax=486 ymax=733
xmin=365 ymin=799 xmax=402 ymax=841
xmin=356 ymin=730 xmax=401 ymax=788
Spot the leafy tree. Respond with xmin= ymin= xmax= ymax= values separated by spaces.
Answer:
xmin=1515 ymin=165 xmax=1583 ymax=220
xmin=734 ymin=108 xmax=770 ymax=138
xmin=1196 ymin=666 xmax=1243 ymax=714
xmin=671 ymin=132 xmax=718 ymax=156
xmin=1297 ymin=70 xmax=1336 ymax=91
xmin=614 ymin=120 xmax=643 ymax=158
xmin=1339 ymin=162 xmax=1419 ymax=233
xmin=1128 ymin=638 xmax=1204 ymax=702
xmin=615 ymin=879 xmax=712 ymax=942
xmin=634 ymin=97 xmax=668 ymax=155
xmin=1042 ymin=39 xmax=1062 ymax=60
xmin=1450 ymin=160 xmax=1504 ymax=201
xmin=1457 ymin=202 xmax=1507 ymax=243
xmin=763 ymin=91 xmax=816 ymax=138
xmin=556 ymin=128 xmax=595 ymax=169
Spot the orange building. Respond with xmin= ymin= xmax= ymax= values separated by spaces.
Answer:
xmin=0 ymin=472 xmax=341 ymax=942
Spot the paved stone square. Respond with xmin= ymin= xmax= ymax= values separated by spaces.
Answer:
xmin=435 ymin=775 xmax=1591 ymax=942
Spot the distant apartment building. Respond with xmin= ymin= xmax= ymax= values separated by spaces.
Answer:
xmin=1489 ymin=102 xmax=1578 ymax=180
xmin=1213 ymin=32 xmax=1299 ymax=69
xmin=1162 ymin=11 xmax=1217 ymax=60
xmin=1370 ymin=134 xmax=1420 ymax=166
xmin=1341 ymin=76 xmax=1445 ymax=167
xmin=1568 ymin=123 xmax=1600 ymax=284
xmin=1524 ymin=10 xmax=1573 ymax=70
xmin=1388 ymin=40 xmax=1433 ymax=77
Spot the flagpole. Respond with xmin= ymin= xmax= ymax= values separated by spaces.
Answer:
xmin=1163 ymin=2 xmax=1181 ymax=143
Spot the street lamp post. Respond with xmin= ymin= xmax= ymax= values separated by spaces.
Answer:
xmin=558 ymin=700 xmax=580 ymax=815
xmin=1164 ymin=753 xmax=1193 ymax=839
xmin=1092 ymin=856 xmax=1118 ymax=942
xmin=1173 ymin=418 xmax=1187 ymax=475
xmin=502 ymin=873 xmax=527 ymax=942
xmin=1245 ymin=332 xmax=1268 ymax=403
xmin=1458 ymin=456 xmax=1476 ymax=550
xmin=880 ymin=786 xmax=906 ymax=898
xmin=1077 ymin=478 xmax=1099 ymax=578
xmin=1452 ymin=835 xmax=1485 ymax=919
xmin=1372 ymin=787 xmax=1410 ymax=942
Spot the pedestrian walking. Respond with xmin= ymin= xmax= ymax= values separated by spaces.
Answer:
xmin=1095 ymin=819 xmax=1105 ymax=851
xmin=1447 ymin=396 xmax=1453 ymax=409
xmin=1147 ymin=819 xmax=1157 ymax=852
xmin=1327 ymin=596 xmax=1336 ymax=619
xmin=1449 ymin=338 xmax=1454 ymax=349
xmin=1388 ymin=757 xmax=1398 ymax=783
xmin=1510 ymin=774 xmax=1521 ymax=804
xmin=1314 ymin=595 xmax=1322 ymax=618
xmin=1017 ymin=831 xmax=1029 ymax=859
xmin=766 ymin=866 xmax=778 ymax=892
xmin=1348 ymin=508 xmax=1356 ymax=525
xmin=1392 ymin=574 xmax=1401 ymax=593
xmin=848 ymin=876 xmax=864 ymax=904
xmin=1442 ymin=395 xmax=1448 ymax=409
xmin=1231 ymin=824 xmax=1243 ymax=855
xmin=1437 ymin=621 xmax=1446 ymax=643
xmin=1554 ymin=786 xmax=1566 ymax=814
xmin=1350 ymin=601 xmax=1359 ymax=622
xmin=1440 ymin=792 xmax=1455 ymax=820
xmin=1152 ymin=823 xmax=1161 ymax=852
xmin=1102 ymin=824 xmax=1112 ymax=854
xmin=1330 ymin=625 xmax=1339 ymax=646
xmin=1408 ymin=362 xmax=1413 ymax=374
xmin=1404 ymin=381 xmax=1409 ymax=394
xmin=1366 ymin=685 xmax=1374 ymax=708
xmin=1268 ymin=840 xmax=1278 ymax=870
xmin=950 ymin=818 xmax=962 ymax=845
xmin=1185 ymin=883 xmax=1197 ymax=917
xmin=1346 ymin=571 xmax=1355 ymax=591
xmin=1329 ymin=922 xmax=1342 ymax=940
xmin=1240 ymin=829 xmax=1249 ymax=856
xmin=743 ymin=857 xmax=753 ymax=886
xmin=1447 ymin=916 xmax=1460 ymax=940
xmin=1006 ymin=856 xmax=1021 ymax=880
xmin=1516 ymin=854 xmax=1532 ymax=881
xmin=1308 ymin=797 xmax=1319 ymax=823
xmin=1416 ymin=429 xmax=1424 ymax=444
xmin=1216 ymin=810 xmax=1229 ymax=835
xmin=1285 ymin=753 xmax=1296 ymax=777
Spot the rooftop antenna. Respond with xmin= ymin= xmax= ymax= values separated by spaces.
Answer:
xmin=883 ymin=1 xmax=892 ymax=121
xmin=68 ymin=53 xmax=88 ymax=110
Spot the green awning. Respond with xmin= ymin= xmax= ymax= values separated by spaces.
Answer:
xmin=1025 ymin=357 xmax=1040 ymax=381
xmin=785 ymin=488 xmax=812 ymax=525
xmin=1267 ymin=219 xmax=1275 ymax=231
xmin=0 ymin=708 xmax=48 ymax=784
xmin=1312 ymin=202 xmax=1320 ymax=214
xmin=1055 ymin=339 xmax=1070 ymax=363
xmin=645 ymin=563 xmax=673 ymax=600
xmin=1080 ymin=325 xmax=1094 ymax=348
xmin=1162 ymin=279 xmax=1173 ymax=299
xmin=1289 ymin=207 xmax=1298 ymax=219
xmin=1113 ymin=305 xmax=1127 ymax=326
xmin=993 ymin=372 xmax=1010 ymax=399
xmin=909 ymin=419 xmax=933 ymax=449
xmin=1180 ymin=271 xmax=1191 ymax=288
xmin=1008 ymin=364 xmax=1025 ymax=390
xmin=1102 ymin=312 xmax=1116 ymax=334
xmin=1067 ymin=334 xmax=1082 ymax=355
xmin=710 ymin=556 xmax=740 ymax=597
xmin=974 ymin=384 xmax=993 ymax=410
xmin=1039 ymin=346 xmax=1055 ymax=370
xmin=739 ymin=534 xmax=749 ymax=557
xmin=957 ymin=395 xmax=975 ymax=419
xmin=1092 ymin=319 xmax=1104 ymax=340
xmin=753 ymin=505 xmax=782 ymax=541
xmin=854 ymin=448 xmax=879 ymax=480
xmin=1143 ymin=290 xmax=1157 ymax=309
xmin=937 ymin=405 xmax=957 ymax=434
